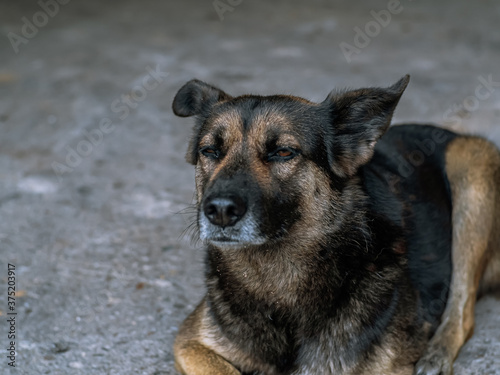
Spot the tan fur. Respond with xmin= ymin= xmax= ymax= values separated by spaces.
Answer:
xmin=174 ymin=301 xmax=240 ymax=375
xmin=415 ymin=136 xmax=500 ymax=374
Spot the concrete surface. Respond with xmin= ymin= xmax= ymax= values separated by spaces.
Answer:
xmin=1 ymin=0 xmax=499 ymax=374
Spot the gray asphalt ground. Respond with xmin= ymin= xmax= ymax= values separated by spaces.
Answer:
xmin=1 ymin=0 xmax=500 ymax=374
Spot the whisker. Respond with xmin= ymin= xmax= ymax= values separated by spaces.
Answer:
xmin=176 ymin=203 xmax=201 ymax=245
xmin=180 ymin=220 xmax=201 ymax=245
xmin=175 ymin=204 xmax=198 ymax=216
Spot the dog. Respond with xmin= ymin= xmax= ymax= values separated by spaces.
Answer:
xmin=171 ymin=76 xmax=500 ymax=375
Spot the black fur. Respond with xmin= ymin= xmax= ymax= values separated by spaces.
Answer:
xmin=363 ymin=124 xmax=457 ymax=327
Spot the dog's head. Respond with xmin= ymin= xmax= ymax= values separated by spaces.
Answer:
xmin=173 ymin=76 xmax=409 ymax=249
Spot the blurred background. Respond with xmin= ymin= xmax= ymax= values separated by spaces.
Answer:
xmin=1 ymin=0 xmax=499 ymax=374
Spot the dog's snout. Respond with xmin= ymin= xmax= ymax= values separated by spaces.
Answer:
xmin=203 ymin=196 xmax=247 ymax=228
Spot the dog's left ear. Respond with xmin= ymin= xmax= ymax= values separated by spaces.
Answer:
xmin=323 ymin=75 xmax=409 ymax=177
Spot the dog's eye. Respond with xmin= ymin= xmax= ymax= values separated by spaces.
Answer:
xmin=277 ymin=149 xmax=292 ymax=157
xmin=200 ymin=147 xmax=220 ymax=159
xmin=268 ymin=147 xmax=299 ymax=162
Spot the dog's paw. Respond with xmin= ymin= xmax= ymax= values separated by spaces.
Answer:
xmin=413 ymin=347 xmax=453 ymax=375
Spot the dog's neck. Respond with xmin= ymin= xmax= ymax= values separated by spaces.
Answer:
xmin=206 ymin=240 xmax=343 ymax=307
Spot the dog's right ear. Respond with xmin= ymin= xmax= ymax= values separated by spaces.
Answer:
xmin=172 ymin=79 xmax=232 ymax=117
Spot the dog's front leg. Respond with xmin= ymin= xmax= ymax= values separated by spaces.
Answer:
xmin=174 ymin=340 xmax=240 ymax=375
xmin=174 ymin=299 xmax=241 ymax=375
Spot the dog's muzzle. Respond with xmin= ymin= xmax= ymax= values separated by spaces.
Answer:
xmin=199 ymin=194 xmax=266 ymax=247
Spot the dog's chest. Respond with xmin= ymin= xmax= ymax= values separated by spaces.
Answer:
xmin=207 ymin=280 xmax=357 ymax=375
xmin=208 ymin=285 xmax=300 ymax=373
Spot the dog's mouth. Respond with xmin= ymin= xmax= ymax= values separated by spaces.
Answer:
xmin=204 ymin=233 xmax=267 ymax=248
xmin=211 ymin=235 xmax=239 ymax=244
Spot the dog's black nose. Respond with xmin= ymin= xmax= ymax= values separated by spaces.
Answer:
xmin=203 ymin=196 xmax=247 ymax=228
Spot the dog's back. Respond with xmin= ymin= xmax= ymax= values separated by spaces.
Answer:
xmin=362 ymin=124 xmax=458 ymax=329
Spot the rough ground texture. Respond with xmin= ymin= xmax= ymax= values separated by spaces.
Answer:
xmin=1 ymin=0 xmax=499 ymax=374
